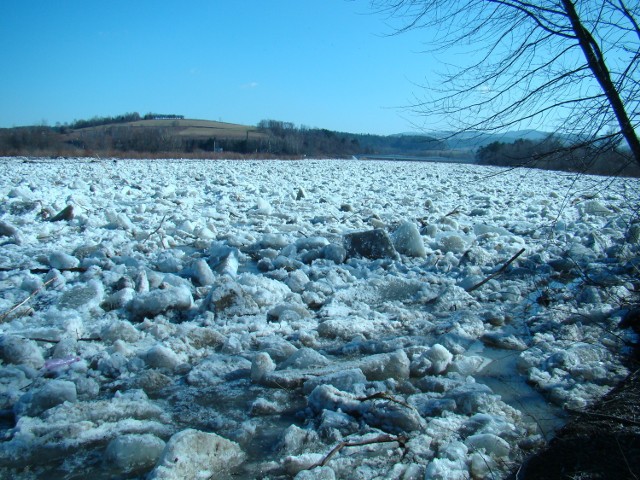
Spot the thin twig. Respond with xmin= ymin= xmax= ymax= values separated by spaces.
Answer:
xmin=0 ymin=276 xmax=57 ymax=323
xmin=26 ymin=336 xmax=102 ymax=343
xmin=565 ymin=407 xmax=640 ymax=427
xmin=308 ymin=434 xmax=406 ymax=470
xmin=142 ymin=214 xmax=167 ymax=244
xmin=616 ymin=435 xmax=639 ymax=480
xmin=444 ymin=206 xmax=461 ymax=217
xmin=466 ymin=248 xmax=526 ymax=292
xmin=357 ymin=391 xmax=414 ymax=411
xmin=0 ymin=267 xmax=87 ymax=273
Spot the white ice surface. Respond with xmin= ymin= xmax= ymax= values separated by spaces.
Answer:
xmin=0 ymin=157 xmax=638 ymax=478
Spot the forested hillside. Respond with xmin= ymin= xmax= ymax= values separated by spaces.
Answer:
xmin=0 ymin=114 xmax=445 ymax=159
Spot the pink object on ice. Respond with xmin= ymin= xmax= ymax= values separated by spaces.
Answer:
xmin=43 ymin=356 xmax=81 ymax=371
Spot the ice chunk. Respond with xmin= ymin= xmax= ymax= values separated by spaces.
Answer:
xmin=321 ymin=243 xmax=347 ymax=264
xmin=8 ymin=186 xmax=34 ymax=200
xmin=50 ymin=204 xmax=75 ymax=222
xmin=317 ymin=317 xmax=373 ymax=340
xmin=251 ymin=352 xmax=276 ymax=383
xmin=481 ymin=332 xmax=527 ymax=351
xmin=97 ymin=352 xmax=129 ymax=378
xmin=148 ymin=429 xmax=245 ymax=480
xmin=579 ymin=199 xmax=612 ymax=216
xmin=256 ymin=336 xmax=298 ymax=361
xmin=209 ymin=274 xmax=291 ymax=316
xmin=360 ymin=400 xmax=425 ymax=433
xmin=286 ymin=270 xmax=310 ymax=293
xmin=135 ymin=269 xmax=150 ymax=293
xmin=20 ymin=274 xmax=43 ymax=292
xmin=308 ymin=384 xmax=361 ymax=414
xmin=58 ymin=280 xmax=104 ymax=310
xmin=18 ymin=379 xmax=77 ymax=417
xmin=48 ymin=251 xmax=80 ymax=270
xmin=257 ymin=233 xmax=289 ymax=249
xmin=279 ymin=347 xmax=330 ymax=370
xmin=256 ymin=197 xmax=274 ymax=214
xmin=280 ymin=424 xmax=320 ymax=455
xmin=359 ymin=350 xmax=410 ymax=381
xmin=0 ymin=336 xmax=44 ymax=369
xmin=143 ymin=344 xmax=180 ymax=371
xmin=154 ymin=251 xmax=182 ymax=273
xmin=303 ymin=368 xmax=367 ymax=394
xmin=186 ymin=326 xmax=225 ymax=349
xmin=43 ymin=355 xmax=81 ymax=373
xmin=469 ymin=452 xmax=497 ymax=478
xmin=188 ymin=259 xmax=215 ymax=286
xmin=126 ymin=286 xmax=193 ymax=320
xmin=425 ymin=344 xmax=453 ymax=375
xmin=105 ymin=209 xmax=135 ymax=230
xmin=449 ymin=355 xmax=485 ymax=375
xmin=187 ymin=355 xmax=251 ymax=387
xmin=101 ymin=319 xmax=141 ymax=343
xmin=424 ymin=457 xmax=468 ymax=480
xmin=296 ymin=236 xmax=330 ymax=250
xmin=410 ymin=353 xmax=433 ymax=378
xmin=103 ymin=287 xmax=136 ymax=309
xmin=344 ymin=229 xmax=399 ymax=260
xmin=437 ymin=234 xmax=465 ymax=253
xmin=473 ymin=224 xmax=511 ymax=236
xmin=465 ymin=433 xmax=510 ymax=457
xmin=392 ymin=221 xmax=426 ymax=257
xmin=105 ymin=434 xmax=166 ymax=474
xmin=0 ymin=220 xmax=17 ymax=236
xmin=283 ymin=453 xmax=325 ymax=476
xmin=544 ymin=342 xmax=609 ymax=370
xmin=318 ymin=409 xmax=359 ymax=439
xmin=211 ymin=251 xmax=239 ymax=277
xmin=249 ymin=397 xmax=282 ymax=415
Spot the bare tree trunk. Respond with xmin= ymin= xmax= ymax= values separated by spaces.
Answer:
xmin=561 ymin=0 xmax=640 ymax=166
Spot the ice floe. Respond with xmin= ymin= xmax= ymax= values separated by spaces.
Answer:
xmin=0 ymin=157 xmax=638 ymax=478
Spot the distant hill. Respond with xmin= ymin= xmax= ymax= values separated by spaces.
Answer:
xmin=397 ymin=129 xmax=564 ymax=150
xmin=2 ymin=115 xmax=446 ymax=158
xmin=2 ymin=113 xmax=630 ymax=177
xmin=60 ymin=117 xmax=269 ymax=156
xmin=64 ymin=118 xmax=266 ymax=144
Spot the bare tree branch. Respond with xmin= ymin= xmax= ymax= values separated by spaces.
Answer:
xmin=371 ymin=0 xmax=640 ymax=166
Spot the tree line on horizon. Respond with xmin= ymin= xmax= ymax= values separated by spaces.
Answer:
xmin=0 ymin=113 xmax=637 ymax=176
xmin=0 ymin=114 xmax=447 ymax=159
xmin=477 ymin=137 xmax=639 ymax=177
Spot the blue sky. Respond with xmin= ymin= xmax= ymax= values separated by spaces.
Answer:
xmin=0 ymin=1 xmax=441 ymax=134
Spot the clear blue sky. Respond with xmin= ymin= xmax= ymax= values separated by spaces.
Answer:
xmin=0 ymin=1 xmax=440 ymax=135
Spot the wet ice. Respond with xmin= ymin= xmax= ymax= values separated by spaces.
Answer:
xmin=0 ymin=157 xmax=638 ymax=479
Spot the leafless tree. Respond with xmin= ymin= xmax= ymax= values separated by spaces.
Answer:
xmin=372 ymin=0 xmax=640 ymax=165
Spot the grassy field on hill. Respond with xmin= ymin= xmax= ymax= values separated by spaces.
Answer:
xmin=65 ymin=118 xmax=267 ymax=142
xmin=124 ymin=118 xmax=266 ymax=140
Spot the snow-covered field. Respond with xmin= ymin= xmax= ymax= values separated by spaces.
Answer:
xmin=0 ymin=157 xmax=638 ymax=479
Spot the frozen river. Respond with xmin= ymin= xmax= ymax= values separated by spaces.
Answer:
xmin=0 ymin=157 xmax=638 ymax=479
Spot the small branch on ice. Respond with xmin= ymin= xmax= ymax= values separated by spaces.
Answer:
xmin=465 ymin=248 xmax=526 ymax=293
xmin=307 ymin=434 xmax=407 ymax=470
xmin=357 ymin=391 xmax=414 ymax=411
xmin=0 ymin=276 xmax=57 ymax=323
xmin=445 ymin=206 xmax=461 ymax=217
xmin=26 ymin=336 xmax=102 ymax=343
xmin=142 ymin=214 xmax=167 ymax=244
xmin=0 ymin=267 xmax=87 ymax=273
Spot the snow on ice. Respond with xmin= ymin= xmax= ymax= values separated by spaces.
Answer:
xmin=0 ymin=157 xmax=638 ymax=479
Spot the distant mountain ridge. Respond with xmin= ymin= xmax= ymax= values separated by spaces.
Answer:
xmin=395 ymin=129 xmax=563 ymax=149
